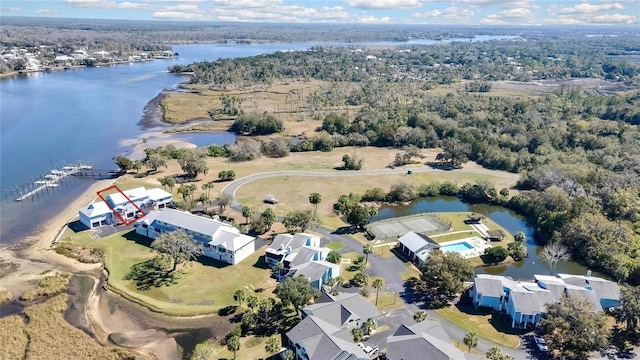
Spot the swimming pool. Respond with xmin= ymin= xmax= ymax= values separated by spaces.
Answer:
xmin=441 ymin=241 xmax=474 ymax=253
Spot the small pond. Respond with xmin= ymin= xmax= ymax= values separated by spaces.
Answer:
xmin=374 ymin=196 xmax=604 ymax=280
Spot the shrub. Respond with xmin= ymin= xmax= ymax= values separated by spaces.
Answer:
xmin=483 ymin=246 xmax=509 ymax=265
xmin=362 ymin=187 xmax=386 ymax=202
xmin=439 ymin=181 xmax=460 ymax=196
xmin=205 ymin=144 xmax=229 ymax=157
xmin=418 ymin=182 xmax=441 ymax=197
xmin=386 ymin=182 xmax=417 ymax=202
xmin=262 ymin=137 xmax=290 ymax=158
xmin=227 ymin=139 xmax=262 ymax=161
xmin=230 ymin=112 xmax=283 ymax=135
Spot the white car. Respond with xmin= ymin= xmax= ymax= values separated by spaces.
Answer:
xmin=533 ymin=335 xmax=549 ymax=352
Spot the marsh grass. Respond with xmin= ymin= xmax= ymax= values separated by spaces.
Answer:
xmin=21 ymin=272 xmax=72 ymax=301
xmin=0 ymin=289 xmax=13 ymax=305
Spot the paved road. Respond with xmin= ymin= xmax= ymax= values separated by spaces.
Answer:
xmin=220 ymin=167 xmax=520 ymax=207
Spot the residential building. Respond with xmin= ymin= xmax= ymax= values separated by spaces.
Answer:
xmin=396 ymin=231 xmax=440 ymax=266
xmin=134 ymin=208 xmax=256 ymax=265
xmin=470 ymin=273 xmax=620 ymax=328
xmin=286 ymin=293 xmax=379 ymax=360
xmin=386 ymin=320 xmax=477 ymax=360
xmin=79 ymin=186 xmax=172 ymax=229
xmin=265 ymin=233 xmax=338 ymax=290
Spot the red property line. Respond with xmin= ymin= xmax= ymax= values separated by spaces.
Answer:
xmin=97 ymin=185 xmax=146 ymax=226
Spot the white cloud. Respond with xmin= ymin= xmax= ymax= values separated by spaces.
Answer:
xmin=152 ymin=11 xmax=206 ymax=19
xmin=163 ymin=4 xmax=199 ymax=11
xmin=481 ymin=7 xmax=533 ymax=24
xmin=64 ymin=0 xmax=151 ymax=10
xmin=348 ymin=0 xmax=424 ymax=10
xmin=5 ymin=7 xmax=22 ymax=12
xmin=213 ymin=0 xmax=282 ymax=7
xmin=591 ymin=13 xmax=638 ymax=23
xmin=414 ymin=6 xmax=476 ymax=22
xmin=551 ymin=2 xmax=624 ymax=14
xmin=35 ymin=9 xmax=60 ymax=15
xmin=359 ymin=15 xmax=392 ymax=23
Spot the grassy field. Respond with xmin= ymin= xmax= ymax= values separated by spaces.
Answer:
xmin=0 ymin=294 xmax=134 ymax=360
xmin=61 ymin=228 xmax=276 ymax=316
xmin=325 ymin=241 xmax=345 ymax=251
xmin=435 ymin=304 xmax=521 ymax=349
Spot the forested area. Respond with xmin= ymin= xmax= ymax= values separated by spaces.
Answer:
xmin=170 ymin=35 xmax=640 ymax=283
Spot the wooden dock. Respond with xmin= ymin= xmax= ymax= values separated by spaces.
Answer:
xmin=15 ymin=165 xmax=93 ymax=201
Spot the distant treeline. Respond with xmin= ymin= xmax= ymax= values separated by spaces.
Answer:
xmin=169 ymin=34 xmax=640 ymax=283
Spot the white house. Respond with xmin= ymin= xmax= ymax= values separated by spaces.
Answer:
xmin=78 ymin=187 xmax=172 ymax=229
xmin=471 ymin=272 xmax=620 ymax=329
xmin=397 ymin=231 xmax=440 ymax=266
xmin=264 ymin=233 xmax=339 ymax=289
xmin=134 ymin=208 xmax=256 ymax=265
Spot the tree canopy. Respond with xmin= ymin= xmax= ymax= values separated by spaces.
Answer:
xmin=274 ymin=276 xmax=320 ymax=317
xmin=151 ymin=229 xmax=202 ymax=272
xmin=415 ymin=251 xmax=474 ymax=305
xmin=540 ymin=295 xmax=611 ymax=360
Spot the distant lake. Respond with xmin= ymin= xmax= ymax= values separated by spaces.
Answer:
xmin=0 ymin=35 xmax=519 ymax=245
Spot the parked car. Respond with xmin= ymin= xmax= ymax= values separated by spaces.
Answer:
xmin=534 ymin=335 xmax=549 ymax=352
xmin=264 ymin=194 xmax=278 ymax=204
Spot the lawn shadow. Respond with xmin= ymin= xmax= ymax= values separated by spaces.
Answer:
xmin=253 ymin=255 xmax=269 ymax=270
xmin=454 ymin=302 xmax=529 ymax=336
xmin=123 ymin=256 xmax=178 ymax=290
xmin=218 ymin=305 xmax=238 ymax=316
xmin=122 ymin=229 xmax=155 ymax=248
xmin=198 ymin=255 xmax=232 ymax=269
xmin=332 ymin=226 xmax=359 ymax=235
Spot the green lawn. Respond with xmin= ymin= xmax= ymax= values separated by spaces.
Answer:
xmin=61 ymin=228 xmax=276 ymax=316
xmin=434 ymin=304 xmax=521 ymax=349
xmin=326 ymin=241 xmax=345 ymax=252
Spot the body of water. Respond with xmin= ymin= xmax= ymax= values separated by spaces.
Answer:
xmin=373 ymin=196 xmax=601 ymax=281
xmin=0 ymin=35 xmax=517 ymax=244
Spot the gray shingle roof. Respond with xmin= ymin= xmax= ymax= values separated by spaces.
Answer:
xmin=510 ymin=290 xmax=544 ymax=314
xmin=286 ymin=316 xmax=369 ymax=360
xmin=386 ymin=321 xmax=468 ymax=360
xmin=303 ymin=293 xmax=379 ymax=328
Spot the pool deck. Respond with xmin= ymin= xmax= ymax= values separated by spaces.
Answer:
xmin=439 ymin=237 xmax=492 ymax=259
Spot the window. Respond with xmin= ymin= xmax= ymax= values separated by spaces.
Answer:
xmin=218 ymin=247 xmax=226 ymax=253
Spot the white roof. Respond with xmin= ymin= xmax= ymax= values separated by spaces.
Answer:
xmin=107 ymin=187 xmax=149 ymax=205
xmin=211 ymin=227 xmax=254 ymax=251
xmin=146 ymin=187 xmax=172 ymax=201
xmin=154 ymin=208 xmax=232 ymax=236
xmin=79 ymin=201 xmax=111 ymax=217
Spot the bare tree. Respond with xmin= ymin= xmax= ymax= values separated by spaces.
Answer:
xmin=540 ymin=242 xmax=571 ymax=274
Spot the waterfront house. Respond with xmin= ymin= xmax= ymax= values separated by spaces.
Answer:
xmin=397 ymin=231 xmax=440 ymax=266
xmin=286 ymin=293 xmax=378 ymax=360
xmin=386 ymin=320 xmax=475 ymax=360
xmin=78 ymin=186 xmax=172 ymax=229
xmin=471 ymin=272 xmax=620 ymax=329
xmin=486 ymin=229 xmax=506 ymax=241
xmin=134 ymin=208 xmax=256 ymax=265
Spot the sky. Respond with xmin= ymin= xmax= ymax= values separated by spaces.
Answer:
xmin=1 ymin=0 xmax=638 ymax=25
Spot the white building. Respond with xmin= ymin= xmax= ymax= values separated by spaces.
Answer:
xmin=78 ymin=187 xmax=172 ymax=229
xmin=135 ymin=208 xmax=256 ymax=265
xmin=264 ymin=232 xmax=339 ymax=289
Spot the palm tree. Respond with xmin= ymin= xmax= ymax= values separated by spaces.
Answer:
xmin=201 ymin=181 xmax=214 ymax=199
xmin=414 ymin=310 xmax=427 ymax=323
xmin=265 ymin=337 xmax=280 ymax=357
xmin=372 ymin=278 xmax=384 ymax=305
xmin=332 ymin=275 xmax=344 ymax=293
xmin=363 ymin=244 xmax=373 ymax=269
xmin=463 ymin=331 xmax=479 ymax=353
xmin=233 ymin=289 xmax=246 ymax=307
xmin=309 ymin=192 xmax=322 ymax=216
xmin=242 ymin=206 xmax=254 ymax=225
xmin=227 ymin=334 xmax=240 ymax=360
xmin=246 ymin=295 xmax=259 ymax=313
xmin=282 ymin=349 xmax=295 ymax=360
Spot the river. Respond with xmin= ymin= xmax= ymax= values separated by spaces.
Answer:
xmin=0 ymin=35 xmax=518 ymax=245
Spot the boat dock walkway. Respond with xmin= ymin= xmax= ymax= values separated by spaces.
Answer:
xmin=15 ymin=165 xmax=92 ymax=201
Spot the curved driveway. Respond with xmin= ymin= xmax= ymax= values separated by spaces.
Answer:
xmin=220 ymin=165 xmax=530 ymax=356
xmin=221 ymin=166 xmax=520 ymax=206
